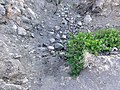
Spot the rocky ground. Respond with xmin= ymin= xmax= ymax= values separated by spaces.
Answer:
xmin=0 ymin=0 xmax=120 ymax=90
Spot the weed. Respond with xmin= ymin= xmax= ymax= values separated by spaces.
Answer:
xmin=66 ymin=28 xmax=120 ymax=77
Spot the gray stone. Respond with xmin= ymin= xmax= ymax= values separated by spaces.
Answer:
xmin=0 ymin=84 xmax=25 ymax=90
xmin=0 ymin=4 xmax=6 ymax=18
xmin=50 ymin=38 xmax=55 ymax=43
xmin=0 ymin=0 xmax=5 ymax=4
xmin=17 ymin=27 xmax=27 ymax=36
xmin=48 ymin=46 xmax=55 ymax=50
xmin=55 ymin=34 xmax=60 ymax=40
xmin=54 ymin=43 xmax=64 ymax=50
xmin=31 ymin=33 xmax=35 ymax=38
xmin=84 ymin=15 xmax=92 ymax=24
xmin=0 ymin=61 xmax=7 ymax=78
xmin=77 ymin=21 xmax=82 ymax=26
xmin=61 ymin=35 xmax=67 ymax=39
xmin=62 ymin=18 xmax=67 ymax=25
xmin=5 ymin=59 xmax=25 ymax=77
xmin=27 ymin=7 xmax=36 ymax=19
xmin=55 ymin=26 xmax=60 ymax=31
xmin=92 ymin=0 xmax=105 ymax=13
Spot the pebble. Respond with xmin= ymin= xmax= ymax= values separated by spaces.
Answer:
xmin=54 ymin=43 xmax=64 ymax=50
xmin=61 ymin=35 xmax=67 ymax=39
xmin=17 ymin=27 xmax=27 ymax=36
xmin=0 ymin=0 xmax=5 ymax=4
xmin=40 ymin=47 xmax=47 ymax=52
xmin=77 ymin=21 xmax=82 ymax=26
xmin=55 ymin=34 xmax=60 ymax=40
xmin=31 ymin=33 xmax=35 ymax=38
xmin=49 ymin=32 xmax=54 ymax=35
xmin=84 ymin=15 xmax=92 ymax=24
xmin=48 ymin=46 xmax=55 ymax=50
xmin=50 ymin=38 xmax=55 ymax=43
xmin=55 ymin=26 xmax=60 ymax=31
xmin=0 ymin=4 xmax=6 ymax=18
xmin=62 ymin=18 xmax=67 ymax=25
xmin=27 ymin=7 xmax=36 ymax=19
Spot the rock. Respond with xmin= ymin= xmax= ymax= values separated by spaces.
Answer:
xmin=84 ymin=52 xmax=95 ymax=68
xmin=84 ymin=15 xmax=92 ymax=24
xmin=92 ymin=0 xmax=105 ymax=13
xmin=0 ymin=0 xmax=5 ymax=4
xmin=5 ymin=59 xmax=25 ymax=77
xmin=112 ymin=0 xmax=120 ymax=6
xmin=0 ymin=4 xmax=6 ymax=18
xmin=0 ymin=40 xmax=9 ymax=60
xmin=92 ymin=6 xmax=102 ymax=13
xmin=62 ymin=18 xmax=67 ymax=25
xmin=49 ymin=31 xmax=54 ymax=35
xmin=55 ymin=34 xmax=60 ymax=40
xmin=17 ymin=27 xmax=27 ymax=36
xmin=112 ymin=47 xmax=118 ymax=51
xmin=54 ymin=43 xmax=64 ymax=50
xmin=0 ymin=83 xmax=25 ymax=90
xmin=48 ymin=46 xmax=55 ymax=50
xmin=61 ymin=34 xmax=67 ymax=39
xmin=0 ymin=61 xmax=7 ymax=78
xmin=12 ymin=54 xmax=22 ymax=59
xmin=55 ymin=26 xmax=60 ymax=31
xmin=6 ymin=5 xmax=21 ymax=19
xmin=50 ymin=38 xmax=55 ymax=43
xmin=77 ymin=21 xmax=82 ymax=26
xmin=12 ymin=24 xmax=18 ymax=30
xmin=31 ymin=33 xmax=35 ymax=38
xmin=39 ymin=47 xmax=47 ymax=52
xmin=26 ymin=7 xmax=36 ymax=19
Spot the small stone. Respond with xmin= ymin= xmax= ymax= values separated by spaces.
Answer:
xmin=59 ymin=51 xmax=65 ymax=55
xmin=62 ymin=18 xmax=67 ymax=25
xmin=13 ymin=54 xmax=22 ymax=59
xmin=18 ymin=27 xmax=27 ymax=36
xmin=22 ymin=77 xmax=28 ymax=83
xmin=92 ymin=6 xmax=102 ymax=13
xmin=112 ymin=0 xmax=120 ymax=6
xmin=48 ymin=46 xmax=54 ymax=50
xmin=31 ymin=33 xmax=35 ymax=38
xmin=27 ymin=7 xmax=36 ymax=19
xmin=40 ymin=47 xmax=47 ymax=52
xmin=6 ymin=5 xmax=21 ymax=19
xmin=54 ymin=43 xmax=64 ymax=50
xmin=50 ymin=50 xmax=55 ymax=55
xmin=77 ymin=21 xmax=82 ymax=26
xmin=50 ymin=38 xmax=55 ymax=43
xmin=112 ymin=47 xmax=118 ymax=51
xmin=49 ymin=32 xmax=54 ymax=35
xmin=61 ymin=35 xmax=67 ymax=39
xmin=84 ymin=15 xmax=92 ymax=24
xmin=55 ymin=26 xmax=60 ymax=31
xmin=59 ymin=31 xmax=62 ymax=34
xmin=0 ymin=0 xmax=5 ymax=4
xmin=55 ymin=34 xmax=60 ymax=40
xmin=76 ymin=14 xmax=81 ymax=18
xmin=12 ymin=24 xmax=18 ymax=30
xmin=0 ymin=4 xmax=6 ymax=18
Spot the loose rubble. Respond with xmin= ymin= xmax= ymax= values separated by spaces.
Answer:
xmin=0 ymin=0 xmax=120 ymax=90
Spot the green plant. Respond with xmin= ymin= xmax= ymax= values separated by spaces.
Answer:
xmin=67 ymin=28 xmax=120 ymax=77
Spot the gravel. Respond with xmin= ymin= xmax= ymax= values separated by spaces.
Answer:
xmin=0 ymin=0 xmax=120 ymax=90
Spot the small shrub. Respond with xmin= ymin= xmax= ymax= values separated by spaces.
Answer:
xmin=66 ymin=28 xmax=120 ymax=77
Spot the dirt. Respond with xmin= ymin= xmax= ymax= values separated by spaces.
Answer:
xmin=0 ymin=0 xmax=120 ymax=90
